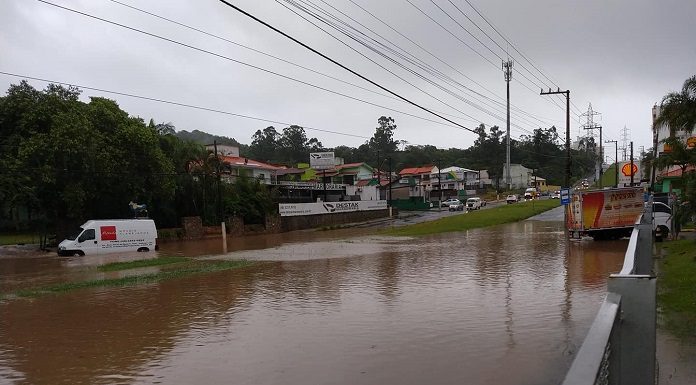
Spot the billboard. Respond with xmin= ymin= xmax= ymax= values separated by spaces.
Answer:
xmin=279 ymin=200 xmax=387 ymax=217
xmin=309 ymin=152 xmax=335 ymax=170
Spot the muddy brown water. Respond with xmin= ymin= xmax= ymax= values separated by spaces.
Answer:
xmin=0 ymin=216 xmax=626 ymax=385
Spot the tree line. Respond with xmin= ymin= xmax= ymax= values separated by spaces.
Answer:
xmin=0 ymin=81 xmax=598 ymax=234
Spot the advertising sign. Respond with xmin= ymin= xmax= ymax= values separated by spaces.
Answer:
xmin=579 ymin=188 xmax=643 ymax=230
xmin=309 ymin=152 xmax=335 ymax=170
xmin=278 ymin=181 xmax=345 ymax=190
xmin=279 ymin=200 xmax=387 ymax=217
xmin=617 ymin=161 xmax=642 ymax=187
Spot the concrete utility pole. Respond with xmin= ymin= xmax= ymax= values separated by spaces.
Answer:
xmin=580 ymin=103 xmax=603 ymax=187
xmin=503 ymin=59 xmax=513 ymax=190
xmin=541 ymin=88 xmax=572 ymax=187
xmin=605 ymin=140 xmax=618 ymax=188
xmin=630 ymin=141 xmax=634 ymax=186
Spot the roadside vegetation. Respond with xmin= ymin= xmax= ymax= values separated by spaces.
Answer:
xmin=0 ymin=233 xmax=39 ymax=246
xmin=385 ymin=199 xmax=558 ymax=236
xmin=658 ymin=239 xmax=696 ymax=339
xmin=97 ymin=256 xmax=189 ymax=272
xmin=4 ymin=259 xmax=253 ymax=299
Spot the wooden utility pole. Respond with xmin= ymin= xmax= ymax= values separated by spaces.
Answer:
xmin=540 ymin=88 xmax=571 ymax=187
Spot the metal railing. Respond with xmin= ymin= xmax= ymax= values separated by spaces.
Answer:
xmin=562 ymin=208 xmax=656 ymax=385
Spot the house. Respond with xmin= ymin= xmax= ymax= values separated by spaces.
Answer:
xmin=219 ymin=155 xmax=280 ymax=185
xmin=656 ymin=165 xmax=695 ymax=195
xmin=502 ymin=163 xmax=534 ymax=189
xmin=397 ymin=165 xmax=435 ymax=199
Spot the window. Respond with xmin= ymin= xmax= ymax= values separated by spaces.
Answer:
xmin=78 ymin=229 xmax=95 ymax=242
xmin=653 ymin=203 xmax=671 ymax=214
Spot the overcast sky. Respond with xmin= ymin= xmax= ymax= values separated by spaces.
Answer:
xmin=2 ymin=0 xmax=695 ymax=159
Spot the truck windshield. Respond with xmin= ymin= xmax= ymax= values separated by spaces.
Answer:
xmin=66 ymin=228 xmax=84 ymax=241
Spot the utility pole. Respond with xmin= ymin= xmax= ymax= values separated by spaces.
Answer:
xmin=213 ymin=140 xmax=222 ymax=223
xmin=580 ymin=103 xmax=602 ymax=187
xmin=388 ymin=156 xmax=392 ymax=206
xmin=630 ymin=141 xmax=634 ymax=186
xmin=605 ymin=140 xmax=618 ymax=188
xmin=503 ymin=59 xmax=513 ymax=190
xmin=541 ymin=88 xmax=571 ymax=187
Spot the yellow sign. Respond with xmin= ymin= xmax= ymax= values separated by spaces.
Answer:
xmin=687 ymin=137 xmax=696 ymax=148
xmin=621 ymin=163 xmax=638 ymax=176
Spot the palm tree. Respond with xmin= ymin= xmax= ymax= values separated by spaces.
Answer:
xmin=653 ymin=75 xmax=696 ymax=135
xmin=654 ymin=137 xmax=696 ymax=193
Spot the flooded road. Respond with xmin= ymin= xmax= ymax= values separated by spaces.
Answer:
xmin=0 ymin=213 xmax=627 ymax=385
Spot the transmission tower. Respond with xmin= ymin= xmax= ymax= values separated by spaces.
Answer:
xmin=620 ymin=126 xmax=630 ymax=161
xmin=580 ymin=103 xmax=602 ymax=185
xmin=503 ymin=59 xmax=513 ymax=189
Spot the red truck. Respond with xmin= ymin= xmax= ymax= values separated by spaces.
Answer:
xmin=567 ymin=187 xmax=645 ymax=240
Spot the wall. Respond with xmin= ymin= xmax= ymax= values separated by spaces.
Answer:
xmin=281 ymin=209 xmax=390 ymax=232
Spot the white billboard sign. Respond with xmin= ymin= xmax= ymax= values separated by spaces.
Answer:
xmin=278 ymin=181 xmax=345 ymax=190
xmin=617 ymin=161 xmax=642 ymax=187
xmin=309 ymin=152 xmax=335 ymax=170
xmin=279 ymin=200 xmax=387 ymax=217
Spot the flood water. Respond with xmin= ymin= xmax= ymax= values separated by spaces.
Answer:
xmin=0 ymin=212 xmax=627 ymax=385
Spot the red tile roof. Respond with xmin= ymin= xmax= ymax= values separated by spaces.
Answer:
xmin=399 ymin=166 xmax=433 ymax=176
xmin=659 ymin=165 xmax=696 ymax=178
xmin=221 ymin=156 xmax=281 ymax=170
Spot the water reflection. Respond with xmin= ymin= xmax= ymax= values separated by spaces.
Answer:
xmin=0 ymin=219 xmax=627 ymax=385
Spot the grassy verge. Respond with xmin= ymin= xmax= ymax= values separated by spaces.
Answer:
xmin=9 ymin=259 xmax=254 ymax=298
xmin=98 ymin=256 xmax=189 ymax=272
xmin=658 ymin=239 xmax=696 ymax=339
xmin=0 ymin=233 xmax=39 ymax=245
xmin=385 ymin=199 xmax=559 ymax=236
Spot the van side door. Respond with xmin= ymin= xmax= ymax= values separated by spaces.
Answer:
xmin=77 ymin=228 xmax=99 ymax=254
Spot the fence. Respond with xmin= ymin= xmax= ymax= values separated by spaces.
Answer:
xmin=562 ymin=206 xmax=656 ymax=385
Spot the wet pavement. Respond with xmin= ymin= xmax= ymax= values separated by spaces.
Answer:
xmin=0 ymin=207 xmax=628 ymax=385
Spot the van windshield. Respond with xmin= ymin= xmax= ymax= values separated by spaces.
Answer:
xmin=66 ymin=228 xmax=84 ymax=241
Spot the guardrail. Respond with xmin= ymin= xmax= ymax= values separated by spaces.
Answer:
xmin=562 ymin=207 xmax=656 ymax=385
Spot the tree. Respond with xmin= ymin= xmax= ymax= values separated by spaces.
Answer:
xmin=653 ymin=75 xmax=696 ymax=135
xmin=249 ymin=126 xmax=280 ymax=162
xmin=369 ymin=116 xmax=398 ymax=155
xmin=278 ymin=125 xmax=322 ymax=166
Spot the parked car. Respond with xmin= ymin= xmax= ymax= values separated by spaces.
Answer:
xmin=466 ymin=197 xmax=482 ymax=210
xmin=441 ymin=198 xmax=461 ymax=207
xmin=506 ymin=194 xmax=518 ymax=204
xmin=448 ymin=202 xmax=465 ymax=211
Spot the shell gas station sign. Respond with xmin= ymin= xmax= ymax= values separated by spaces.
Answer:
xmin=618 ymin=161 xmax=642 ymax=187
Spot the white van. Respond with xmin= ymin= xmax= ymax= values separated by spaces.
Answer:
xmin=58 ymin=219 xmax=158 ymax=256
xmin=466 ymin=197 xmax=482 ymax=210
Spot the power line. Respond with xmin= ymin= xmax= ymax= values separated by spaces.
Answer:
xmin=34 ymin=0 xmax=477 ymax=133
xmin=215 ymin=0 xmax=476 ymax=133
xmin=280 ymin=0 xmax=538 ymax=133
xmin=343 ymin=0 xmax=560 ymax=126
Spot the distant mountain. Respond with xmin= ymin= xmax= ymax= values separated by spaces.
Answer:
xmin=175 ymin=129 xmax=242 ymax=146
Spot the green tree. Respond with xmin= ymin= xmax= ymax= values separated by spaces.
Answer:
xmin=249 ymin=126 xmax=280 ymax=162
xmin=278 ymin=125 xmax=322 ymax=165
xmin=369 ymin=116 xmax=398 ymax=156
xmin=654 ymin=75 xmax=696 ymax=135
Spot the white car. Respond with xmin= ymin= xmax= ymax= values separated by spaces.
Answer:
xmin=466 ymin=197 xmax=482 ymax=210
xmin=441 ymin=198 xmax=461 ymax=207
xmin=506 ymin=194 xmax=519 ymax=204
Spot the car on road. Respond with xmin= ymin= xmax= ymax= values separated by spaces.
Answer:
xmin=448 ymin=201 xmax=465 ymax=211
xmin=506 ymin=194 xmax=519 ymax=204
xmin=466 ymin=197 xmax=482 ymax=210
xmin=551 ymin=190 xmax=561 ymax=199
xmin=441 ymin=198 xmax=461 ymax=207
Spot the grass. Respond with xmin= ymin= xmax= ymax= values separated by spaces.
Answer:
xmin=658 ymin=239 xmax=696 ymax=339
xmin=0 ymin=233 xmax=39 ymax=246
xmin=385 ymin=199 xmax=559 ymax=236
xmin=8 ymin=259 xmax=254 ymax=298
xmin=97 ymin=256 xmax=189 ymax=272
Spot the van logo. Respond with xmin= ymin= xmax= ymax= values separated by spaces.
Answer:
xmin=100 ymin=226 xmax=117 ymax=241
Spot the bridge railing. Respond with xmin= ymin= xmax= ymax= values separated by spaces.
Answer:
xmin=562 ymin=208 xmax=656 ymax=385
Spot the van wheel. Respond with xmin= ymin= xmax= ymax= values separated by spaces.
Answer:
xmin=137 ymin=247 xmax=149 ymax=252
xmin=655 ymin=226 xmax=669 ymax=242
xmin=73 ymin=251 xmax=85 ymax=257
